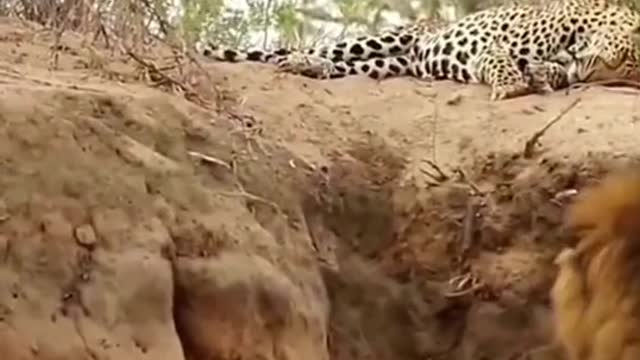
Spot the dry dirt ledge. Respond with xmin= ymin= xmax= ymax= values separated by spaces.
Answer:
xmin=0 ymin=16 xmax=639 ymax=360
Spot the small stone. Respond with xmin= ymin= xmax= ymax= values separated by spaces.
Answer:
xmin=532 ymin=104 xmax=545 ymax=112
xmin=446 ymin=92 xmax=463 ymax=105
xmin=74 ymin=224 xmax=97 ymax=247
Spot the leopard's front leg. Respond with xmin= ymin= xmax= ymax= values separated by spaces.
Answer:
xmin=471 ymin=40 xmax=531 ymax=101
xmin=524 ymin=60 xmax=570 ymax=92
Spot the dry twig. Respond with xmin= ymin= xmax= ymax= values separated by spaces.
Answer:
xmin=188 ymin=151 xmax=282 ymax=213
xmin=215 ymin=190 xmax=282 ymax=212
xmin=420 ymin=159 xmax=449 ymax=182
xmin=187 ymin=151 xmax=232 ymax=169
xmin=523 ymin=97 xmax=581 ymax=158
xmin=444 ymin=273 xmax=485 ymax=298
xmin=124 ymin=48 xmax=212 ymax=108
xmin=461 ymin=200 xmax=477 ymax=255
xmin=454 ymin=168 xmax=482 ymax=195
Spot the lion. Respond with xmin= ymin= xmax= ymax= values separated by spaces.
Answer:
xmin=550 ymin=170 xmax=640 ymax=360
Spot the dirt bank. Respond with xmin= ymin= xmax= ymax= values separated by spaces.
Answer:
xmin=0 ymin=15 xmax=639 ymax=360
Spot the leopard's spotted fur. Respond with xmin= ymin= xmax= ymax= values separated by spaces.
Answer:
xmin=201 ymin=0 xmax=640 ymax=100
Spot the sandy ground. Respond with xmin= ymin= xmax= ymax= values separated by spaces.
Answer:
xmin=0 ymin=15 xmax=639 ymax=360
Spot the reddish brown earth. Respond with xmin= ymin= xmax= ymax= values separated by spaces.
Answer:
xmin=0 ymin=15 xmax=639 ymax=360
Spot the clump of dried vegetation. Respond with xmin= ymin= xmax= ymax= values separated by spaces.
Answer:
xmin=1 ymin=0 xmax=221 ymax=108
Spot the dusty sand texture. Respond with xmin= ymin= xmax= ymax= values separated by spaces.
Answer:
xmin=0 ymin=15 xmax=639 ymax=360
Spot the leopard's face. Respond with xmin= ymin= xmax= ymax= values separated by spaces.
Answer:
xmin=566 ymin=47 xmax=639 ymax=83
xmin=566 ymin=7 xmax=640 ymax=83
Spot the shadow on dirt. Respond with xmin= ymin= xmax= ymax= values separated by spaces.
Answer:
xmin=299 ymin=133 xmax=640 ymax=360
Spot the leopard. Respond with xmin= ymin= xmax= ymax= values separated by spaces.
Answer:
xmin=564 ymin=24 xmax=640 ymax=85
xmin=200 ymin=17 xmax=447 ymax=80
xmin=200 ymin=0 xmax=640 ymax=101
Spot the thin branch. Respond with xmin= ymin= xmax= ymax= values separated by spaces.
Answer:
xmin=124 ymin=47 xmax=212 ymax=108
xmin=454 ymin=168 xmax=482 ymax=195
xmin=523 ymin=97 xmax=581 ymax=159
xmin=420 ymin=159 xmax=449 ymax=182
xmin=461 ymin=200 xmax=477 ymax=255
